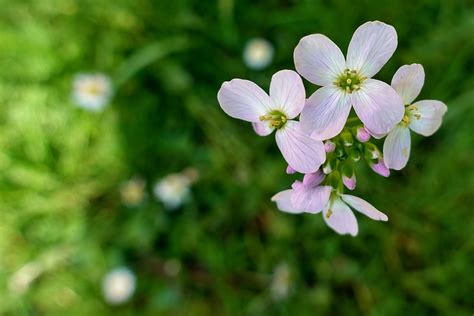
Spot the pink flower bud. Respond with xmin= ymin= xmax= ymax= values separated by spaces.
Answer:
xmin=324 ymin=140 xmax=336 ymax=153
xmin=342 ymin=174 xmax=357 ymax=190
xmin=356 ymin=126 xmax=371 ymax=143
xmin=286 ymin=165 xmax=296 ymax=174
xmin=370 ymin=158 xmax=390 ymax=177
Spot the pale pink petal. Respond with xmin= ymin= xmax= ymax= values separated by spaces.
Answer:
xmin=383 ymin=125 xmax=411 ymax=170
xmin=346 ymin=21 xmax=397 ymax=78
xmin=340 ymin=194 xmax=388 ymax=221
xmin=365 ymin=128 xmax=387 ymax=139
xmin=408 ymin=100 xmax=448 ymax=136
xmin=323 ymin=198 xmax=358 ymax=236
xmin=217 ymin=79 xmax=272 ymax=122
xmin=269 ymin=70 xmax=305 ymax=119
xmin=275 ymin=121 xmax=326 ymax=174
xmin=391 ymin=64 xmax=425 ymax=104
xmin=293 ymin=34 xmax=346 ymax=86
xmin=302 ymin=170 xmax=325 ymax=187
xmin=252 ymin=122 xmax=274 ymax=136
xmin=292 ymin=185 xmax=332 ymax=214
xmin=300 ymin=85 xmax=352 ymax=140
xmin=351 ymin=79 xmax=404 ymax=135
xmin=271 ymin=190 xmax=304 ymax=214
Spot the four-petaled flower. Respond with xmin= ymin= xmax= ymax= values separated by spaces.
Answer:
xmin=383 ymin=64 xmax=447 ymax=170
xmin=272 ymin=170 xmax=388 ymax=236
xmin=294 ymin=21 xmax=404 ymax=140
xmin=217 ymin=70 xmax=326 ymax=173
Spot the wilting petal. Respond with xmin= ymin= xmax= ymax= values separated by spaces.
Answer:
xmin=252 ymin=122 xmax=274 ymax=136
xmin=302 ymin=170 xmax=325 ymax=187
xmin=347 ymin=21 xmax=397 ymax=78
xmin=217 ymin=79 xmax=272 ymax=122
xmin=294 ymin=34 xmax=346 ymax=86
xmin=391 ymin=64 xmax=425 ymax=104
xmin=269 ymin=70 xmax=305 ymax=119
xmin=340 ymin=194 xmax=388 ymax=221
xmin=271 ymin=190 xmax=304 ymax=214
xmin=292 ymin=185 xmax=332 ymax=214
xmin=300 ymin=85 xmax=352 ymax=140
xmin=383 ymin=125 xmax=411 ymax=170
xmin=323 ymin=198 xmax=358 ymax=236
xmin=351 ymin=79 xmax=404 ymax=135
xmin=275 ymin=121 xmax=326 ymax=174
xmin=408 ymin=100 xmax=448 ymax=136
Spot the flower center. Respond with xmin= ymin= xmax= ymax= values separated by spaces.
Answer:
xmin=259 ymin=110 xmax=287 ymax=129
xmin=335 ymin=69 xmax=366 ymax=93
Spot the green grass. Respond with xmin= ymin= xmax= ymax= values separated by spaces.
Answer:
xmin=0 ymin=0 xmax=473 ymax=315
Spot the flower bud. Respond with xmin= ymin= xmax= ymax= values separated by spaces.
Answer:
xmin=349 ymin=149 xmax=361 ymax=162
xmin=364 ymin=142 xmax=381 ymax=160
xmin=324 ymin=140 xmax=336 ymax=153
xmin=355 ymin=126 xmax=371 ymax=143
xmin=286 ymin=165 xmax=296 ymax=174
xmin=341 ymin=164 xmax=356 ymax=190
xmin=369 ymin=158 xmax=390 ymax=177
xmin=340 ymin=131 xmax=353 ymax=147
xmin=322 ymin=154 xmax=337 ymax=174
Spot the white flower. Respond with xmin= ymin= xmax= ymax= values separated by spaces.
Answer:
xmin=102 ymin=267 xmax=136 ymax=305
xmin=72 ymin=73 xmax=113 ymax=111
xmin=383 ymin=64 xmax=447 ymax=170
xmin=154 ymin=173 xmax=192 ymax=210
xmin=294 ymin=21 xmax=404 ymax=140
xmin=243 ymin=38 xmax=274 ymax=70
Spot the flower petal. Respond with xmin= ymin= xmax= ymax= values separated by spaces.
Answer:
xmin=340 ymin=194 xmax=388 ymax=221
xmin=294 ymin=34 xmax=346 ymax=86
xmin=252 ymin=122 xmax=274 ymax=136
xmin=271 ymin=190 xmax=304 ymax=214
xmin=323 ymin=198 xmax=358 ymax=236
xmin=269 ymin=70 xmax=306 ymax=119
xmin=292 ymin=185 xmax=332 ymax=214
xmin=408 ymin=100 xmax=447 ymax=136
xmin=370 ymin=158 xmax=390 ymax=177
xmin=302 ymin=170 xmax=325 ymax=187
xmin=275 ymin=121 xmax=326 ymax=174
xmin=383 ymin=125 xmax=411 ymax=170
xmin=351 ymin=79 xmax=404 ymax=135
xmin=347 ymin=21 xmax=397 ymax=78
xmin=217 ymin=79 xmax=272 ymax=122
xmin=300 ymin=85 xmax=352 ymax=140
xmin=391 ymin=64 xmax=425 ymax=104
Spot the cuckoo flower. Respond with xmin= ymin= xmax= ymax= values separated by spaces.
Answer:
xmin=272 ymin=171 xmax=388 ymax=236
xmin=217 ymin=70 xmax=326 ymax=173
xmin=383 ymin=64 xmax=447 ymax=170
xmin=294 ymin=21 xmax=404 ymax=140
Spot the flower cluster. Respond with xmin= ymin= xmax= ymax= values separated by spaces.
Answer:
xmin=217 ymin=21 xmax=447 ymax=236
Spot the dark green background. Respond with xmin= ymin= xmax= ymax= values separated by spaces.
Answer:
xmin=0 ymin=0 xmax=473 ymax=315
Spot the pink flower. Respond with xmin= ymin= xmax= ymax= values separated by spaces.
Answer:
xmin=294 ymin=21 xmax=404 ymax=140
xmin=383 ymin=64 xmax=447 ymax=170
xmin=271 ymin=173 xmax=388 ymax=236
xmin=217 ymin=70 xmax=326 ymax=173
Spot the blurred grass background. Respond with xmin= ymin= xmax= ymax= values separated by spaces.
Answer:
xmin=0 ymin=0 xmax=473 ymax=315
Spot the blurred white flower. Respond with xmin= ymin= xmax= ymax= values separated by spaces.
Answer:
xmin=270 ymin=263 xmax=291 ymax=300
xmin=120 ymin=177 xmax=146 ymax=207
xmin=243 ymin=38 xmax=274 ymax=70
xmin=102 ymin=267 xmax=136 ymax=305
xmin=154 ymin=168 xmax=198 ymax=210
xmin=72 ymin=73 xmax=113 ymax=111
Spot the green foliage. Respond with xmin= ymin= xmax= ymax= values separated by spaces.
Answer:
xmin=0 ymin=0 xmax=473 ymax=315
